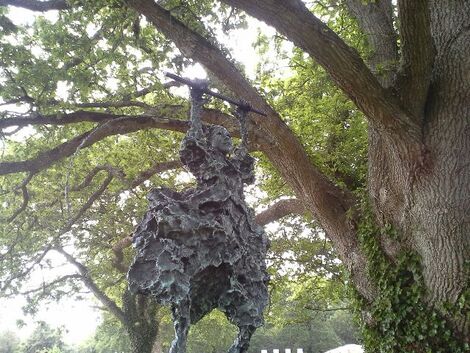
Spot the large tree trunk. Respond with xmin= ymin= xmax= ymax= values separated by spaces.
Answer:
xmin=128 ymin=329 xmax=156 ymax=353
xmin=415 ymin=2 xmax=470 ymax=336
xmin=366 ymin=2 xmax=470 ymax=349
xmin=123 ymin=290 xmax=160 ymax=353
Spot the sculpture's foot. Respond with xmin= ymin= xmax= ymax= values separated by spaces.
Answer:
xmin=169 ymin=299 xmax=191 ymax=353
xmin=169 ymin=337 xmax=187 ymax=353
xmin=227 ymin=325 xmax=256 ymax=353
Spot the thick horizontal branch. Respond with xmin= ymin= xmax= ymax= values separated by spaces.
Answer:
xmin=220 ymin=0 xmax=421 ymax=140
xmin=255 ymin=198 xmax=306 ymax=226
xmin=0 ymin=108 xmax=247 ymax=176
xmin=0 ymin=114 xmax=188 ymax=175
xmin=0 ymin=104 xmax=233 ymax=130
xmin=0 ymin=110 xmax=149 ymax=130
xmin=54 ymin=246 xmax=127 ymax=324
xmin=0 ymin=0 xmax=69 ymax=11
xmin=304 ymin=305 xmax=351 ymax=312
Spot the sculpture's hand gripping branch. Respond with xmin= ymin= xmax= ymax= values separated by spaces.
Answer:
xmin=188 ymin=86 xmax=205 ymax=139
xmin=165 ymin=72 xmax=258 ymax=151
xmin=165 ymin=72 xmax=266 ymax=116
xmin=234 ymin=105 xmax=249 ymax=151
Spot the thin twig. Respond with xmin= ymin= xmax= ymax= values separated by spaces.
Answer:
xmin=7 ymin=185 xmax=29 ymax=222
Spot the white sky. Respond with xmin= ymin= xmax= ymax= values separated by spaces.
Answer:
xmin=0 ymin=295 xmax=101 ymax=344
xmin=0 ymin=4 xmax=283 ymax=346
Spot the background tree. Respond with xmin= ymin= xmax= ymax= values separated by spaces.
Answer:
xmin=0 ymin=330 xmax=20 ymax=353
xmin=0 ymin=1 xmax=468 ymax=352
xmin=77 ymin=313 xmax=132 ymax=353
xmin=246 ymin=272 xmax=359 ymax=353
xmin=18 ymin=321 xmax=68 ymax=353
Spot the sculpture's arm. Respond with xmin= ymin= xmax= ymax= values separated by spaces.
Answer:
xmin=233 ymin=148 xmax=255 ymax=185
xmin=187 ymin=87 xmax=206 ymax=142
xmin=179 ymin=86 xmax=210 ymax=174
xmin=180 ymin=87 xmax=210 ymax=174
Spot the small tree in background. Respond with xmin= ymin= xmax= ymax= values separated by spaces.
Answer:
xmin=18 ymin=322 xmax=67 ymax=353
xmin=0 ymin=330 xmax=20 ymax=353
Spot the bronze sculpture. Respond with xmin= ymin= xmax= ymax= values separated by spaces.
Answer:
xmin=128 ymin=78 xmax=269 ymax=353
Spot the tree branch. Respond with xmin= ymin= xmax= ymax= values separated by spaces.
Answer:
xmin=0 ymin=246 xmax=52 ymax=295
xmin=0 ymin=110 xmax=175 ymax=130
xmin=344 ymin=0 xmax=399 ymax=86
xmin=6 ymin=185 xmax=29 ymax=222
xmin=54 ymin=246 xmax=127 ymax=324
xmin=304 ymin=305 xmax=351 ymax=312
xmin=219 ymin=0 xmax=421 ymax=140
xmin=255 ymin=198 xmax=306 ymax=226
xmin=0 ymin=114 xmax=189 ymax=175
xmin=19 ymin=274 xmax=82 ymax=296
xmin=70 ymin=165 xmax=125 ymax=192
xmin=395 ymin=0 xmax=434 ymax=118
xmin=0 ymin=0 xmax=69 ymax=11
xmin=63 ymin=174 xmax=113 ymax=232
xmin=0 ymin=107 xmax=253 ymax=176
xmin=73 ymin=100 xmax=151 ymax=109
xmin=112 ymin=235 xmax=132 ymax=273
xmin=128 ymin=160 xmax=183 ymax=188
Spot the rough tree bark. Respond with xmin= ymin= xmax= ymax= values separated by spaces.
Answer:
xmin=123 ymin=290 xmax=160 ymax=353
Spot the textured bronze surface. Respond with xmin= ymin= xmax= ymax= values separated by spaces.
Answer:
xmin=128 ymin=88 xmax=269 ymax=353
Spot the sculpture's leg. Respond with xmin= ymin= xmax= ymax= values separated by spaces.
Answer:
xmin=169 ymin=297 xmax=191 ymax=353
xmin=227 ymin=325 xmax=256 ymax=353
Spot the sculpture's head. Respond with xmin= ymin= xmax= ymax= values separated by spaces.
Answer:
xmin=208 ymin=125 xmax=232 ymax=154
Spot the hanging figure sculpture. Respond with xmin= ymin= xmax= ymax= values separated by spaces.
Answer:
xmin=128 ymin=79 xmax=269 ymax=353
